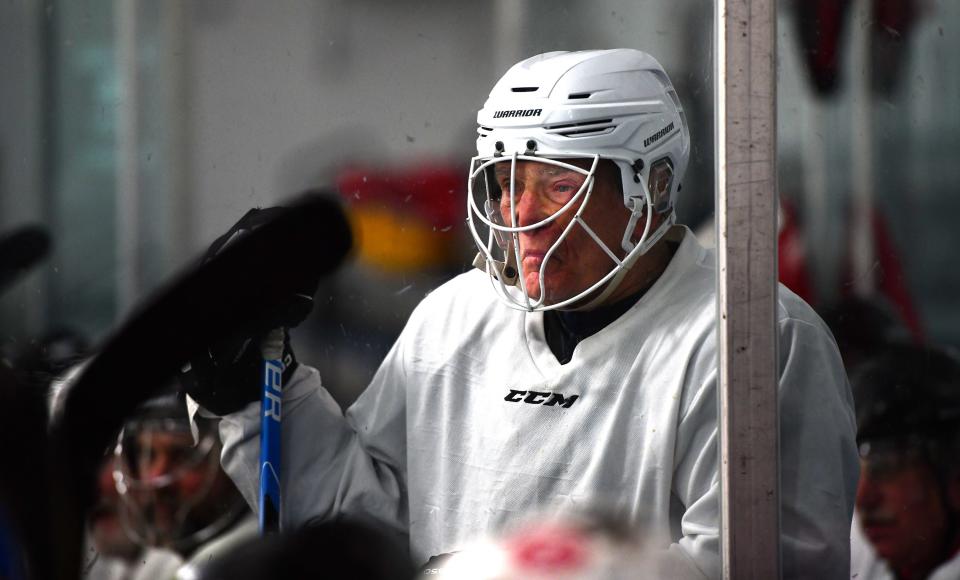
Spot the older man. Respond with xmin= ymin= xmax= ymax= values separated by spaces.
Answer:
xmin=185 ymin=49 xmax=857 ymax=578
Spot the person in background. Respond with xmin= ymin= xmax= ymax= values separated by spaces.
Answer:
xmin=110 ymin=389 xmax=257 ymax=580
xmin=84 ymin=457 xmax=183 ymax=580
xmin=850 ymin=344 xmax=960 ymax=580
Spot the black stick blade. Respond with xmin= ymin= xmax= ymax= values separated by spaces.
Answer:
xmin=0 ymin=225 xmax=51 ymax=294
xmin=48 ymin=192 xmax=352 ymax=580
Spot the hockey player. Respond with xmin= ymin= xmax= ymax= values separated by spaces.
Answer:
xmin=110 ymin=390 xmax=257 ymax=579
xmin=48 ymin=368 xmax=187 ymax=580
xmin=850 ymin=344 xmax=960 ymax=580
xmin=184 ymin=49 xmax=857 ymax=578
xmin=84 ymin=457 xmax=183 ymax=580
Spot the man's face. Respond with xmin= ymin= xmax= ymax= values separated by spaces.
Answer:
xmin=856 ymin=449 xmax=949 ymax=572
xmin=117 ymin=426 xmax=231 ymax=547
xmin=89 ymin=458 xmax=140 ymax=560
xmin=130 ymin=430 xmax=211 ymax=536
xmin=492 ymin=159 xmax=633 ymax=306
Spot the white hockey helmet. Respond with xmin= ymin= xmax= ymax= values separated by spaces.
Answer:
xmin=467 ymin=49 xmax=690 ymax=311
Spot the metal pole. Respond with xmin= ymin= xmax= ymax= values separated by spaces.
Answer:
xmin=716 ymin=0 xmax=780 ymax=578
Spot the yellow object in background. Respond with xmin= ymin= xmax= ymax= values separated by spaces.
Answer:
xmin=348 ymin=205 xmax=456 ymax=273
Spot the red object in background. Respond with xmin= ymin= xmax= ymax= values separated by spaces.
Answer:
xmin=792 ymin=0 xmax=854 ymax=96
xmin=778 ymin=197 xmax=923 ymax=343
xmin=336 ymin=163 xmax=466 ymax=272
xmin=336 ymin=164 xmax=463 ymax=229
xmin=873 ymin=0 xmax=919 ymax=42
xmin=779 ymin=198 xmax=816 ymax=304
xmin=871 ymin=0 xmax=921 ymax=95
xmin=509 ymin=523 xmax=589 ymax=573
xmin=842 ymin=207 xmax=925 ymax=342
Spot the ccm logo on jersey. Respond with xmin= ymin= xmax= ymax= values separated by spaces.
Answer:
xmin=643 ymin=121 xmax=675 ymax=147
xmin=493 ymin=108 xmax=543 ymax=119
xmin=504 ymin=389 xmax=580 ymax=408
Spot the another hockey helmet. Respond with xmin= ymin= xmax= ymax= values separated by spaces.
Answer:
xmin=852 ymin=343 xmax=960 ymax=477
xmin=111 ymin=389 xmax=247 ymax=554
xmin=467 ymin=49 xmax=690 ymax=311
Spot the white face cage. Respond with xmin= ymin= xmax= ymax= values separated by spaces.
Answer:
xmin=466 ymin=151 xmax=675 ymax=312
xmin=110 ymin=424 xmax=242 ymax=551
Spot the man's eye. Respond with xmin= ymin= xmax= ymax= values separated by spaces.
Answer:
xmin=500 ymin=181 xmax=526 ymax=196
xmin=553 ymin=183 xmax=575 ymax=193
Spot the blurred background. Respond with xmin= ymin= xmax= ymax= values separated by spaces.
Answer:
xmin=0 ymin=0 xmax=717 ymax=404
xmin=2 ymin=1 xmax=960 ymax=577
xmin=4 ymin=0 xmax=958 ymax=399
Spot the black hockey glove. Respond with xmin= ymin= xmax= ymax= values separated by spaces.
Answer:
xmin=180 ymin=207 xmax=318 ymax=415
xmin=181 ymin=328 xmax=298 ymax=416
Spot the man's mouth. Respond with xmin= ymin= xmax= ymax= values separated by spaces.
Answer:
xmin=522 ymin=251 xmax=546 ymax=268
xmin=861 ymin=511 xmax=896 ymax=526
xmin=861 ymin=514 xmax=898 ymax=538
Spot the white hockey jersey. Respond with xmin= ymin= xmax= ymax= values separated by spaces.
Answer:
xmin=216 ymin=226 xmax=858 ymax=578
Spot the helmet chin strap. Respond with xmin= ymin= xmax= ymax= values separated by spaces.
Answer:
xmin=566 ymin=193 xmax=676 ymax=312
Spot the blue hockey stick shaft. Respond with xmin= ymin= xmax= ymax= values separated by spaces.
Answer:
xmin=259 ymin=329 xmax=285 ymax=534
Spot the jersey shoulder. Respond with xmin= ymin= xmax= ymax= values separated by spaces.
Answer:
xmin=776 ymin=283 xmax=834 ymax=337
xmin=421 ymin=268 xmax=495 ymax=307
xmin=403 ymin=268 xmax=512 ymax=343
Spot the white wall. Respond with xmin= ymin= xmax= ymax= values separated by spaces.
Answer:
xmin=0 ymin=0 xmax=46 ymax=336
xmin=0 ymin=0 xmax=715 ymax=341
xmin=185 ymin=0 xmax=495 ymax=249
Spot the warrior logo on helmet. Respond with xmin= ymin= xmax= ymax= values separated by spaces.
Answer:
xmin=493 ymin=109 xmax=543 ymax=119
xmin=643 ymin=122 xmax=676 ymax=148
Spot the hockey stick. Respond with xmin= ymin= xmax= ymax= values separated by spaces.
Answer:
xmin=0 ymin=224 xmax=50 ymax=295
xmin=47 ymin=192 xmax=352 ymax=580
xmin=260 ymin=329 xmax=284 ymax=533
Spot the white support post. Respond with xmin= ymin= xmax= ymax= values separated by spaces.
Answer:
xmin=716 ymin=0 xmax=780 ymax=578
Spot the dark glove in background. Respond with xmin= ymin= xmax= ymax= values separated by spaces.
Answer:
xmin=181 ymin=207 xmax=319 ymax=415
xmin=181 ymin=330 xmax=298 ymax=415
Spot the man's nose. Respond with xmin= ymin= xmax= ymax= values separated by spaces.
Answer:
xmin=513 ymin=185 xmax=548 ymax=229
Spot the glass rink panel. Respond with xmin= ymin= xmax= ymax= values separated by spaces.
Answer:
xmin=777 ymin=1 xmax=960 ymax=579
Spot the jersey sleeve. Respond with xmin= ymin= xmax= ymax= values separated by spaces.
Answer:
xmin=664 ymin=313 xmax=857 ymax=579
xmin=776 ymin=315 xmax=859 ymax=578
xmin=666 ymin=364 xmax=721 ymax=579
xmin=216 ymin=332 xmax=412 ymax=542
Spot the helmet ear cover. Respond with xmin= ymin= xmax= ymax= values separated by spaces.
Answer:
xmin=611 ymin=156 xmax=676 ymax=218
xmin=647 ymin=158 xmax=675 ymax=214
